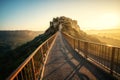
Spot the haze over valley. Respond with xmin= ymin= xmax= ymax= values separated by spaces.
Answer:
xmin=85 ymin=29 xmax=120 ymax=47
xmin=0 ymin=30 xmax=43 ymax=55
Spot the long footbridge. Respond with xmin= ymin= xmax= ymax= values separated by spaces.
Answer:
xmin=7 ymin=31 xmax=120 ymax=80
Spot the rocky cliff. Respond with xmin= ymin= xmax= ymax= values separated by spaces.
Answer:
xmin=45 ymin=16 xmax=100 ymax=43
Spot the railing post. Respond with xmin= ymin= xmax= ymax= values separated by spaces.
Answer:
xmin=78 ymin=40 xmax=80 ymax=52
xmin=74 ymin=39 xmax=75 ymax=49
xmin=20 ymin=71 xmax=24 ymax=80
xmin=77 ymin=40 xmax=78 ymax=50
xmin=41 ymin=47 xmax=44 ymax=63
xmin=47 ymin=41 xmax=49 ymax=50
xmin=31 ymin=58 xmax=36 ymax=80
xmin=84 ymin=42 xmax=88 ymax=58
xmin=110 ymin=47 xmax=115 ymax=75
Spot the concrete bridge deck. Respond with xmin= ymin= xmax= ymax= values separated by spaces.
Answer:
xmin=43 ymin=32 xmax=116 ymax=80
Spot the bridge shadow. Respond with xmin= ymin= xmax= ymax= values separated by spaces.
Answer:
xmin=44 ymin=47 xmax=89 ymax=80
xmin=62 ymin=35 xmax=117 ymax=80
xmin=60 ymin=47 xmax=89 ymax=80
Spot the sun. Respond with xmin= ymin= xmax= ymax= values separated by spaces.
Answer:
xmin=99 ymin=13 xmax=119 ymax=29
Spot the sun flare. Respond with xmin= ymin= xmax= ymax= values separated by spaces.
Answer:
xmin=99 ymin=13 xmax=119 ymax=29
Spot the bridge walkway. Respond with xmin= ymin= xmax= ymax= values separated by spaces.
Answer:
xmin=43 ymin=32 xmax=115 ymax=80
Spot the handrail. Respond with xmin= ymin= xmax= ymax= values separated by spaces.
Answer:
xmin=63 ymin=32 xmax=120 ymax=48
xmin=7 ymin=32 xmax=57 ymax=80
xmin=62 ymin=32 xmax=120 ymax=79
xmin=63 ymin=32 xmax=120 ymax=49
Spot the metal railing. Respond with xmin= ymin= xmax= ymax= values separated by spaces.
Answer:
xmin=62 ymin=32 xmax=120 ymax=78
xmin=7 ymin=33 xmax=57 ymax=80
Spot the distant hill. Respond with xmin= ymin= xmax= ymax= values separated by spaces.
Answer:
xmin=85 ymin=29 xmax=120 ymax=34
xmin=85 ymin=29 xmax=120 ymax=47
xmin=0 ymin=30 xmax=43 ymax=55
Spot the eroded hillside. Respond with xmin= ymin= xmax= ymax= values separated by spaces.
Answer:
xmin=46 ymin=16 xmax=100 ymax=43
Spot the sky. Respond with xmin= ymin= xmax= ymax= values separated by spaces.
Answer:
xmin=0 ymin=0 xmax=120 ymax=31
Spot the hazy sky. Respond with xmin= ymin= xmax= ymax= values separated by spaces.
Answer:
xmin=0 ymin=0 xmax=120 ymax=31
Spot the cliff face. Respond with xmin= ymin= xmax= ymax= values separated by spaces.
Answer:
xmin=45 ymin=16 xmax=100 ymax=43
xmin=45 ymin=16 xmax=80 ymax=34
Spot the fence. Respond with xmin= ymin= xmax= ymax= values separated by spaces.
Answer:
xmin=7 ymin=33 xmax=57 ymax=80
xmin=62 ymin=32 xmax=120 ymax=78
